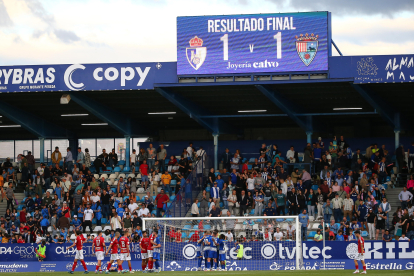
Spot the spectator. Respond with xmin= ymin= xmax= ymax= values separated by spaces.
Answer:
xmin=110 ymin=212 xmax=122 ymax=232
xmin=332 ymin=194 xmax=343 ymax=223
xmin=287 ymin=188 xmax=298 ymax=215
xmin=51 ymin=147 xmax=62 ymax=166
xmin=191 ymin=199 xmax=199 ymax=217
xmin=314 ymin=229 xmax=322 ymax=242
xmin=161 ymin=171 xmax=172 ymax=197
xmin=273 ymin=227 xmax=283 ymax=241
xmin=253 ymin=190 xmax=264 ymax=216
xmin=306 ymin=189 xmax=317 ymax=220
xmin=209 ymin=204 xmax=222 ymax=228
xmin=64 ymin=147 xmax=73 ymax=174
xmin=5 ymin=183 xmax=15 ymax=211
xmin=399 ymin=187 xmax=413 ymax=210
xmin=210 ymin=182 xmax=220 ymax=204
xmin=399 ymin=233 xmax=410 ymax=241
xmin=199 ymin=190 xmax=209 ymax=217
xmin=383 ymin=229 xmax=392 ymax=242
xmin=264 ymin=202 xmax=276 ymax=216
xmin=238 ymin=190 xmax=249 ymax=216
xmin=157 ymin=144 xmax=167 ymax=173
xmin=221 ymin=148 xmax=232 ymax=171
xmin=155 ymin=189 xmax=169 ymax=217
xmin=357 ymin=200 xmax=369 ymax=231
xmin=336 ymin=229 xmax=345 ymax=241
xmin=227 ymin=190 xmax=238 ymax=216
xmin=323 ymin=199 xmax=333 ymax=222
xmin=299 ymin=209 xmax=309 ymax=240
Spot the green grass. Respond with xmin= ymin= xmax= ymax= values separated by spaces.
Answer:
xmin=0 ymin=271 xmax=413 ymax=276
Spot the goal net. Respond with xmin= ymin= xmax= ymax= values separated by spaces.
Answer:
xmin=142 ymin=215 xmax=303 ymax=271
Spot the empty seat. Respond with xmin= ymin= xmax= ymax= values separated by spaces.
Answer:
xmin=103 ymin=226 xmax=112 ymax=231
xmin=94 ymin=226 xmax=103 ymax=232
xmin=114 ymin=167 xmax=121 ymax=172
xmin=128 ymin=174 xmax=135 ymax=178
xmin=119 ymin=173 xmax=126 ymax=179
xmin=109 ymin=174 xmax=117 ymax=179
xmin=70 ymin=234 xmax=76 ymax=240
xmin=238 ymin=231 xmax=246 ymax=237
xmin=308 ymin=231 xmax=316 ymax=237
xmin=101 ymin=174 xmax=108 ymax=179
xmin=137 ymin=188 xmax=145 ymax=193
xmin=101 ymin=218 xmax=107 ymax=224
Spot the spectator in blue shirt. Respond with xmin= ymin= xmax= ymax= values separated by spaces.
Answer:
xmin=40 ymin=216 xmax=49 ymax=233
xmin=215 ymin=175 xmax=224 ymax=190
xmin=336 ymin=229 xmax=345 ymax=241
xmin=221 ymin=169 xmax=230 ymax=183
xmin=92 ymin=201 xmax=102 ymax=226
xmin=263 ymin=202 xmax=276 ymax=216
xmin=54 ymin=183 xmax=63 ymax=200
xmin=230 ymin=169 xmax=238 ymax=184
xmin=77 ymin=204 xmax=85 ymax=220
xmin=333 ymin=167 xmax=344 ymax=180
xmin=357 ymin=201 xmax=368 ymax=231
xmin=72 ymin=215 xmax=83 ymax=231
xmin=116 ymin=206 xmax=125 ymax=218
xmin=41 ymin=205 xmax=49 ymax=219
xmin=299 ymin=209 xmax=309 ymax=240
xmin=59 ymin=229 xmax=67 ymax=240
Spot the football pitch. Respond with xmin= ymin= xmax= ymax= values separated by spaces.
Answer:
xmin=0 ymin=271 xmax=412 ymax=276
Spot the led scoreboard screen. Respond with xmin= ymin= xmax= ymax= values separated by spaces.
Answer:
xmin=177 ymin=12 xmax=329 ymax=75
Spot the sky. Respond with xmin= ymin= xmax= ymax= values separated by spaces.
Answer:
xmin=0 ymin=0 xmax=413 ymax=66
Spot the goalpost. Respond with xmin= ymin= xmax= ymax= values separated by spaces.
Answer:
xmin=142 ymin=215 xmax=303 ymax=271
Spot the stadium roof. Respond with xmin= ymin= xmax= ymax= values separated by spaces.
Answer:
xmin=0 ymin=80 xmax=412 ymax=140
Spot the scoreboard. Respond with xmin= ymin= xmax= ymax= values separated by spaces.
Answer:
xmin=177 ymin=12 xmax=329 ymax=75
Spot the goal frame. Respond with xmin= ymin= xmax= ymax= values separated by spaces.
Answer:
xmin=142 ymin=215 xmax=301 ymax=271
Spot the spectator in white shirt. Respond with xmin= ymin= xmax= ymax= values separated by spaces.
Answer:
xmin=286 ymin=146 xmax=296 ymax=163
xmin=128 ymin=199 xmax=139 ymax=214
xmin=186 ymin=143 xmax=194 ymax=159
xmin=246 ymin=174 xmax=255 ymax=193
xmin=279 ymin=179 xmax=287 ymax=195
xmin=273 ymin=227 xmax=283 ymax=241
xmin=286 ymin=224 xmax=296 ymax=239
xmin=399 ymin=187 xmax=413 ymax=210
xmin=90 ymin=192 xmax=100 ymax=203
xmin=138 ymin=203 xmax=150 ymax=217
xmin=225 ymin=229 xmax=234 ymax=242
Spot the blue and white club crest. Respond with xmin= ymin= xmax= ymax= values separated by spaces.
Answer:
xmin=295 ymin=33 xmax=319 ymax=66
xmin=186 ymin=36 xmax=207 ymax=70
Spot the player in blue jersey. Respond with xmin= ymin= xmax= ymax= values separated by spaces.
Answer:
xmin=202 ymin=231 xmax=211 ymax=271
xmin=151 ymin=232 xmax=161 ymax=273
xmin=196 ymin=233 xmax=205 ymax=271
xmin=208 ymin=230 xmax=219 ymax=271
xmin=214 ymin=234 xmax=227 ymax=271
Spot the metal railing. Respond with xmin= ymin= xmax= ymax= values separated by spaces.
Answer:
xmin=163 ymin=152 xmax=206 ymax=217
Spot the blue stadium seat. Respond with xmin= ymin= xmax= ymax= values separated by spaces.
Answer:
xmin=308 ymin=231 xmax=316 ymax=238
xmin=220 ymin=202 xmax=224 ymax=208
xmin=101 ymin=218 xmax=107 ymax=224
xmin=183 ymin=225 xmax=191 ymax=230
xmin=136 ymin=196 xmax=140 ymax=202
xmin=204 ymin=225 xmax=211 ymax=230
xmin=181 ymin=232 xmax=187 ymax=239
xmin=111 ymin=188 xmax=117 ymax=194
xmin=286 ymin=218 xmax=294 ymax=222
xmin=335 ymin=223 xmax=341 ymax=230
xmin=151 ymin=210 xmax=157 ymax=215
xmin=193 ymin=225 xmax=199 ymax=229
xmin=386 ymin=176 xmax=391 ymax=182
xmin=248 ymin=165 xmax=252 ymax=170
xmin=114 ymin=167 xmax=121 ymax=172
xmin=214 ymin=172 xmax=221 ymax=177
xmin=197 ymin=202 xmax=200 ymax=208
xmin=59 ymin=161 xmax=64 ymax=167
xmin=250 ymin=209 xmax=255 ymax=215
xmin=311 ymin=185 xmax=319 ymax=191
xmin=167 ymin=203 xmax=171 ymax=208
xmin=189 ymin=233 xmax=194 ymax=239
xmin=152 ymin=196 xmax=156 ymax=201
xmin=106 ymin=167 xmax=113 ymax=172
xmin=383 ymin=184 xmax=388 ymax=190
xmin=17 ymin=205 xmax=23 ymax=211
xmin=170 ymin=195 xmax=176 ymax=201
xmin=92 ymin=218 xmax=97 ymax=224
xmin=89 ymin=167 xmax=96 ymax=173
xmin=276 ymin=219 xmax=284 ymax=222
xmin=123 ymin=196 xmax=129 ymax=201
xmin=118 ymin=160 xmax=126 ymax=166
xmin=362 ymin=231 xmax=368 ymax=237
xmin=249 ymin=158 xmax=255 ymax=163
xmin=123 ymin=166 xmax=130 ymax=172
xmin=206 ymin=187 xmax=210 ymax=192
xmin=170 ymin=180 xmax=177 ymax=186
xmin=279 ymin=157 xmax=285 ymax=161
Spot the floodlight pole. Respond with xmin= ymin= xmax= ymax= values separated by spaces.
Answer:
xmin=213 ymin=133 xmax=219 ymax=170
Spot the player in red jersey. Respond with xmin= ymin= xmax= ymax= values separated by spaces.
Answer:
xmin=140 ymin=231 xmax=150 ymax=272
xmin=92 ymin=231 xmax=107 ymax=274
xmin=147 ymin=232 xmax=155 ymax=272
xmin=67 ymin=230 xmax=89 ymax=274
xmin=353 ymin=230 xmax=367 ymax=274
xmin=119 ymin=232 xmax=134 ymax=274
xmin=105 ymin=231 xmax=121 ymax=274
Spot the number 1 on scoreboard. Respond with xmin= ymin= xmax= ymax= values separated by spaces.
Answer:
xmin=220 ymin=34 xmax=229 ymax=61
xmin=220 ymin=32 xmax=281 ymax=61
xmin=274 ymin=32 xmax=282 ymax=59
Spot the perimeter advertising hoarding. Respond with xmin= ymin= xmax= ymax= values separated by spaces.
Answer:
xmin=177 ymin=12 xmax=329 ymax=75
xmin=0 ymin=241 xmax=413 ymax=271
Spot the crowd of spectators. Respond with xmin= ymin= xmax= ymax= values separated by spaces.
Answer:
xmin=0 ymin=143 xmax=206 ymax=244
xmin=1 ymin=138 xmax=414 ymax=244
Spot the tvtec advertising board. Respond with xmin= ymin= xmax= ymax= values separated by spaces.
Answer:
xmin=1 ymin=241 xmax=414 ymax=272
xmin=177 ymin=12 xmax=329 ymax=75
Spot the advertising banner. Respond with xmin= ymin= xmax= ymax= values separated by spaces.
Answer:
xmin=330 ymin=55 xmax=414 ymax=84
xmin=0 ymin=62 xmax=176 ymax=93
xmin=1 ymin=241 xmax=413 ymax=271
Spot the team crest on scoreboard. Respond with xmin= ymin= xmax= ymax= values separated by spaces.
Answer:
xmin=186 ymin=36 xmax=207 ymax=70
xmin=295 ymin=33 xmax=319 ymax=66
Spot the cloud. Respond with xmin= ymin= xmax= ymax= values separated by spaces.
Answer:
xmin=0 ymin=0 xmax=13 ymax=26
xmin=266 ymin=0 xmax=414 ymax=17
xmin=23 ymin=0 xmax=80 ymax=44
